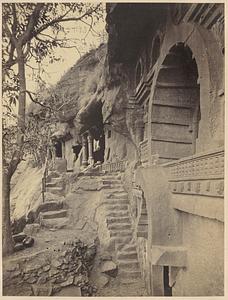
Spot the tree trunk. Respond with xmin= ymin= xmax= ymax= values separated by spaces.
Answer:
xmin=17 ymin=44 xmax=26 ymax=143
xmin=2 ymin=44 xmax=27 ymax=256
xmin=2 ymin=172 xmax=14 ymax=256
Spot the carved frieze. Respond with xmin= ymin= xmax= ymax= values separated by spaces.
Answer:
xmin=165 ymin=148 xmax=224 ymax=198
xmin=170 ymin=179 xmax=224 ymax=198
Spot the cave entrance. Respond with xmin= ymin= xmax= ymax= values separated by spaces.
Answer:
xmin=80 ymin=100 xmax=105 ymax=165
xmin=55 ymin=141 xmax=63 ymax=158
xmin=151 ymin=43 xmax=200 ymax=164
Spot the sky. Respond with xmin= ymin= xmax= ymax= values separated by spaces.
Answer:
xmin=26 ymin=6 xmax=107 ymax=95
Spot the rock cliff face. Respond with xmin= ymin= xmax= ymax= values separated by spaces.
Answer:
xmin=29 ymin=42 xmax=139 ymax=162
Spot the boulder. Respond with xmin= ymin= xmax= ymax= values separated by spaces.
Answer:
xmin=100 ymin=260 xmax=118 ymax=277
xmin=14 ymin=243 xmax=25 ymax=252
xmin=23 ymin=236 xmax=34 ymax=248
xmin=13 ymin=232 xmax=27 ymax=243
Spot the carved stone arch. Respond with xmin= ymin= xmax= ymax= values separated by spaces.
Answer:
xmin=150 ymin=31 xmax=163 ymax=69
xmin=147 ymin=23 xmax=224 ymax=165
xmin=135 ymin=57 xmax=144 ymax=87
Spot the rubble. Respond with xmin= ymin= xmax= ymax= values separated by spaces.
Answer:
xmin=3 ymin=239 xmax=97 ymax=296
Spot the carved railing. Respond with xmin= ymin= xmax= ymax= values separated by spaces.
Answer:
xmin=98 ymin=160 xmax=126 ymax=173
xmin=139 ymin=139 xmax=148 ymax=164
xmin=163 ymin=147 xmax=224 ymax=198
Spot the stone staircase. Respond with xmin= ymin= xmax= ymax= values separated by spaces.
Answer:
xmin=39 ymin=171 xmax=68 ymax=230
xmin=101 ymin=173 xmax=142 ymax=284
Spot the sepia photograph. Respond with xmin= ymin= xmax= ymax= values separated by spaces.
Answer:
xmin=1 ymin=1 xmax=225 ymax=297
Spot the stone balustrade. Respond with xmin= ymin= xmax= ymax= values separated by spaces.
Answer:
xmin=99 ymin=160 xmax=126 ymax=173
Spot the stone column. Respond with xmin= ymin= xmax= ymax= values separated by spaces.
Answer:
xmin=82 ymin=134 xmax=88 ymax=166
xmin=87 ymin=133 xmax=94 ymax=165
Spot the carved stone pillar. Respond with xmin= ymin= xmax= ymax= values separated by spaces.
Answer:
xmin=87 ymin=133 xmax=94 ymax=165
xmin=82 ymin=134 xmax=88 ymax=166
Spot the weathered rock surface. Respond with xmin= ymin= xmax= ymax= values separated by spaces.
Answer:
xmin=100 ymin=261 xmax=118 ymax=277
xmin=23 ymin=223 xmax=40 ymax=236
xmin=94 ymin=273 xmax=110 ymax=289
xmin=3 ymin=239 xmax=97 ymax=296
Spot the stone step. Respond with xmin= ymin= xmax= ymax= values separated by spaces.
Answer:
xmin=117 ymin=251 xmax=138 ymax=260
xmin=118 ymin=259 xmax=140 ymax=271
xmin=119 ymin=270 xmax=142 ymax=280
xmin=121 ymin=243 xmax=137 ymax=253
xmin=40 ymin=209 xmax=67 ymax=220
xmin=46 ymin=171 xmax=61 ymax=180
xmin=105 ymin=193 xmax=128 ymax=199
xmin=107 ymin=217 xmax=130 ymax=224
xmin=46 ymin=187 xmax=64 ymax=195
xmin=138 ymin=219 xmax=148 ymax=225
xmin=108 ymin=223 xmax=131 ymax=231
xmin=46 ymin=181 xmax=63 ymax=188
xmin=101 ymin=176 xmax=120 ymax=180
xmin=103 ymin=185 xmax=124 ymax=190
xmin=40 ymin=217 xmax=69 ymax=229
xmin=104 ymin=189 xmax=126 ymax=194
xmin=103 ymin=188 xmax=125 ymax=193
xmin=28 ymin=200 xmax=64 ymax=221
xmin=106 ymin=204 xmax=128 ymax=211
xmin=46 ymin=177 xmax=62 ymax=184
xmin=140 ymin=208 xmax=148 ymax=215
xmin=137 ymin=231 xmax=148 ymax=238
xmin=103 ymin=199 xmax=129 ymax=205
xmin=102 ymin=180 xmax=121 ymax=184
xmin=107 ymin=211 xmax=129 ymax=218
xmin=110 ymin=230 xmax=132 ymax=237
xmin=141 ymin=202 xmax=147 ymax=209
xmin=109 ymin=236 xmax=132 ymax=248
xmin=137 ymin=224 xmax=148 ymax=230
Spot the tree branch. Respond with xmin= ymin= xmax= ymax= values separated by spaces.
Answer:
xmin=23 ymin=90 xmax=53 ymax=112
xmin=32 ymin=4 xmax=101 ymax=39
xmin=20 ymin=3 xmax=44 ymax=45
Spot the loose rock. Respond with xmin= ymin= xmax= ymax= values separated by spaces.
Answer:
xmin=100 ymin=261 xmax=118 ymax=277
xmin=13 ymin=232 xmax=27 ymax=243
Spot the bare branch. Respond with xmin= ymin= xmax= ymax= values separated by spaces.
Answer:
xmin=32 ymin=4 xmax=101 ymax=38
xmin=23 ymin=90 xmax=53 ymax=112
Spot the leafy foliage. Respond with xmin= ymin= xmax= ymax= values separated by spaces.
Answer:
xmin=2 ymin=2 xmax=104 ymax=169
